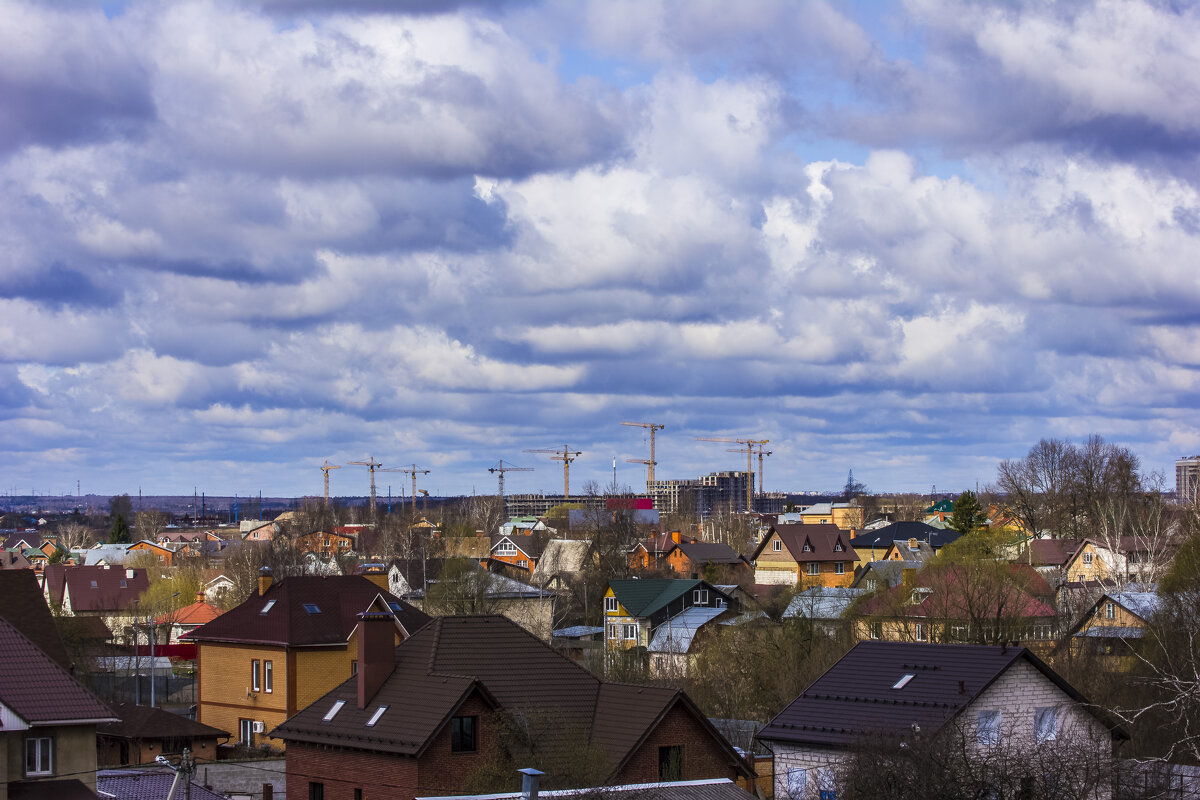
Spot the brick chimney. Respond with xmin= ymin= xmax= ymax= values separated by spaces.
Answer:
xmin=258 ymin=566 xmax=273 ymax=596
xmin=362 ymin=566 xmax=389 ymax=593
xmin=670 ymin=530 xmax=682 ymax=544
xmin=356 ymin=610 xmax=396 ymax=708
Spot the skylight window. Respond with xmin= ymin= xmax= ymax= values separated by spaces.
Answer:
xmin=387 ymin=602 xmax=402 ymax=612
xmin=366 ymin=706 xmax=388 ymax=727
xmin=260 ymin=599 xmax=276 ymax=614
xmin=892 ymin=674 xmax=916 ymax=690
xmin=322 ymin=700 xmax=345 ymax=722
xmin=303 ymin=603 xmax=321 ymax=614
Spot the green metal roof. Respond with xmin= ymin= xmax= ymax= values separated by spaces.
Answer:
xmin=608 ymin=578 xmax=701 ymax=617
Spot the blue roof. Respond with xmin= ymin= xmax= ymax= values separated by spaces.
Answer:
xmin=553 ymin=625 xmax=605 ymax=639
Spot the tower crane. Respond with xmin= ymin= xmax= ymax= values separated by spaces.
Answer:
xmin=696 ymin=436 xmax=769 ymax=512
xmin=728 ymin=444 xmax=772 ymax=498
xmin=346 ymin=457 xmax=383 ymax=517
xmin=319 ymin=460 xmax=341 ymax=508
xmin=399 ymin=464 xmax=430 ymax=511
xmin=620 ymin=421 xmax=665 ymax=490
xmin=488 ymin=461 xmax=534 ymax=500
xmin=523 ymin=446 xmax=582 ymax=499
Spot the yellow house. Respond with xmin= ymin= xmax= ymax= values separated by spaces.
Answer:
xmin=798 ymin=502 xmax=860 ymax=530
xmin=184 ymin=569 xmax=430 ymax=752
xmin=748 ymin=524 xmax=857 ymax=588
xmin=1062 ymin=590 xmax=1160 ymax=669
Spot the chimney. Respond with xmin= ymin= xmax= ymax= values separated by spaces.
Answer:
xmin=356 ymin=610 xmax=396 ymax=708
xmin=849 ymin=527 xmax=858 ymax=539
xmin=258 ymin=566 xmax=273 ymax=596
xmin=363 ymin=566 xmax=389 ymax=593
xmin=196 ymin=590 xmax=206 ymax=604
xmin=671 ymin=530 xmax=681 ymax=544
xmin=519 ymin=768 xmax=545 ymax=800
xmin=908 ymin=537 xmax=918 ymax=550
xmin=902 ymin=568 xmax=916 ymax=594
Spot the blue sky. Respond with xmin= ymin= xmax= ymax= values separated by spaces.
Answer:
xmin=2 ymin=0 xmax=1198 ymax=499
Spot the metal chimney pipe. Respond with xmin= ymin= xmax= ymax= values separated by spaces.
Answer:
xmin=519 ymin=768 xmax=545 ymax=800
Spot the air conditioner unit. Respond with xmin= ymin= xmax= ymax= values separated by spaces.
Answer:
xmin=252 ymin=721 xmax=266 ymax=734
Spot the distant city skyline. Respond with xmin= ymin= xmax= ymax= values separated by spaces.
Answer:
xmin=2 ymin=1 xmax=1197 ymax=497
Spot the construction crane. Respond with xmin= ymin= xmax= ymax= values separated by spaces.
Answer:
xmin=728 ymin=444 xmax=772 ymax=498
xmin=488 ymin=460 xmax=533 ymax=500
xmin=523 ymin=446 xmax=583 ymax=498
xmin=319 ymin=460 xmax=341 ymax=508
xmin=696 ymin=437 xmax=769 ymax=512
xmin=346 ymin=457 xmax=383 ymax=516
xmin=620 ymin=421 xmax=665 ymax=490
xmin=418 ymin=488 xmax=429 ymax=515
xmin=399 ymin=464 xmax=430 ymax=511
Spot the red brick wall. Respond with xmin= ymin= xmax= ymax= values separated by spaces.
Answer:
xmin=615 ymin=702 xmax=743 ymax=784
xmin=284 ymin=692 xmax=495 ymax=799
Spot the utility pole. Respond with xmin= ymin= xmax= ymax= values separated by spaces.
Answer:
xmin=523 ymin=446 xmax=583 ymax=499
xmin=620 ymin=421 xmax=665 ymax=490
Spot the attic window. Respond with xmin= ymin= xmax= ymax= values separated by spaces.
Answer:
xmin=322 ymin=700 xmax=345 ymax=723
xmin=834 ymin=543 xmax=843 ymax=552
xmin=303 ymin=603 xmax=322 ymax=614
xmin=892 ymin=674 xmax=916 ymax=690
xmin=366 ymin=706 xmax=388 ymax=727
xmin=802 ymin=543 xmax=812 ymax=552
xmin=772 ymin=539 xmax=781 ymax=551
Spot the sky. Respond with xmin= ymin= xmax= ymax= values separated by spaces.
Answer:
xmin=2 ymin=0 xmax=1199 ymax=500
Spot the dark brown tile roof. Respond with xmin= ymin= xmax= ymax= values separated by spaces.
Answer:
xmin=672 ymin=541 xmax=748 ymax=565
xmin=751 ymin=524 xmax=858 ymax=563
xmin=1028 ymin=538 xmax=1082 ymax=567
xmin=0 ymin=568 xmax=72 ymax=670
xmin=758 ymin=640 xmax=1124 ymax=749
xmin=0 ymin=616 xmax=116 ymax=726
xmin=43 ymin=564 xmax=150 ymax=613
xmin=184 ymin=574 xmax=431 ymax=646
xmin=99 ymin=703 xmax=229 ymax=740
xmin=272 ymin=615 xmax=750 ymax=780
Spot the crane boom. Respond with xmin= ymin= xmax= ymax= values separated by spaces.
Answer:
xmin=620 ymin=422 xmax=665 ymax=489
xmin=346 ymin=458 xmax=383 ymax=517
xmin=697 ymin=437 xmax=768 ymax=512
xmin=523 ymin=446 xmax=582 ymax=498
xmin=488 ymin=461 xmax=534 ymax=500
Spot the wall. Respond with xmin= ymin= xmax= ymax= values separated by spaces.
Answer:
xmin=616 ymin=703 xmax=742 ymax=785
xmin=3 ymin=725 xmax=100 ymax=795
xmin=196 ymin=642 xmax=289 ymax=750
xmin=287 ymin=742 xmax=419 ymax=800
xmin=769 ymin=744 xmax=846 ymax=799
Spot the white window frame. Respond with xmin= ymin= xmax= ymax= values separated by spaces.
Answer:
xmin=1105 ymin=601 xmax=1115 ymax=620
xmin=807 ymin=562 xmax=820 ymax=576
xmin=622 ymin=624 xmax=638 ymax=642
xmin=607 ymin=624 xmax=618 ymax=640
xmin=1035 ymin=707 xmax=1059 ymax=743
xmin=802 ymin=543 xmax=812 ymax=552
xmin=693 ymin=589 xmax=709 ymax=604
xmin=915 ymin=622 xmax=927 ymax=641
xmin=604 ymin=597 xmax=619 ymax=613
xmin=773 ymin=540 xmax=782 ymax=552
xmin=869 ymin=621 xmax=882 ymax=640
xmin=495 ymin=541 xmax=518 ymax=556
xmin=834 ymin=562 xmax=845 ymax=575
xmin=977 ymin=710 xmax=1001 ymax=746
xmin=25 ymin=736 xmax=53 ymax=776
xmin=251 ymin=659 xmax=261 ymax=692
xmin=264 ymin=660 xmax=273 ymax=693
xmin=239 ymin=719 xmax=253 ymax=745
xmin=1083 ymin=552 xmax=1093 ymax=565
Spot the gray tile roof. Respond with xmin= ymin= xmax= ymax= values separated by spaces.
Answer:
xmin=98 ymin=770 xmax=226 ymax=800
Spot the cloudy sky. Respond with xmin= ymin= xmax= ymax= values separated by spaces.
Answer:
xmin=3 ymin=0 xmax=1199 ymax=500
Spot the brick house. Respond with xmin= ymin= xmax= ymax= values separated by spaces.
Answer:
xmin=758 ymin=641 xmax=1126 ymax=800
xmin=271 ymin=614 xmax=753 ymax=799
xmin=663 ymin=541 xmax=752 ymax=583
xmin=629 ymin=531 xmax=697 ymax=572
xmin=748 ymin=525 xmax=857 ymax=588
xmin=183 ymin=569 xmax=429 ymax=752
xmin=293 ymin=529 xmax=355 ymax=558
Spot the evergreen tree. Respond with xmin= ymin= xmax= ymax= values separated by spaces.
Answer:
xmin=949 ymin=490 xmax=984 ymax=534
xmin=108 ymin=513 xmax=130 ymax=544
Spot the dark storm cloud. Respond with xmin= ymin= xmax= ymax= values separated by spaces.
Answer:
xmin=0 ymin=263 xmax=122 ymax=309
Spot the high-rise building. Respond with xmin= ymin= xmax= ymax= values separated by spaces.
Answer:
xmin=1178 ymin=455 xmax=1200 ymax=503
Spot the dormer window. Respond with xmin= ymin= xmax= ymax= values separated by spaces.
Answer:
xmin=834 ymin=543 xmax=843 ymax=552
xmin=802 ymin=543 xmax=812 ymax=552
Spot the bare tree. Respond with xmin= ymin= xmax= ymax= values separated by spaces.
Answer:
xmin=133 ymin=509 xmax=168 ymax=542
xmin=55 ymin=520 xmax=95 ymax=552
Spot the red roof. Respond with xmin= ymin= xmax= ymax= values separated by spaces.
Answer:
xmin=43 ymin=564 xmax=150 ymax=613
xmin=157 ymin=597 xmax=222 ymax=626
xmin=861 ymin=563 xmax=1056 ymax=620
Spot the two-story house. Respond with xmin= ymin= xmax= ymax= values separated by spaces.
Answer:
xmin=271 ymin=614 xmax=753 ymax=799
xmin=603 ymin=579 xmax=734 ymax=652
xmin=183 ymin=568 xmax=430 ymax=751
xmin=748 ymin=524 xmax=857 ymax=588
xmin=42 ymin=563 xmax=150 ymax=640
xmin=758 ymin=641 xmax=1126 ymax=800
xmin=848 ymin=521 xmax=955 ymax=568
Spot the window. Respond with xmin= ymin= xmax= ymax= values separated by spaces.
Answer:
xmin=693 ymin=589 xmax=709 ymax=604
xmin=834 ymin=562 xmax=845 ymax=575
xmin=1035 ymin=707 xmax=1059 ymax=743
xmin=366 ymin=706 xmax=388 ymax=727
xmin=90 ymin=580 xmax=98 ymax=588
xmin=892 ymin=673 xmax=915 ymax=690
xmin=120 ymin=579 xmax=127 ymax=588
xmin=658 ymin=745 xmax=682 ymax=781
xmin=834 ymin=543 xmax=843 ymax=552
xmin=786 ymin=767 xmax=807 ymax=797
xmin=915 ymin=623 xmax=927 ymax=641
xmin=807 ymin=562 xmax=819 ymax=575
xmin=260 ymin=599 xmax=276 ymax=614
xmin=977 ymin=710 xmax=1001 ymax=746
xmin=1105 ymin=601 xmax=1115 ymax=620
xmin=802 ymin=543 xmax=812 ymax=552
xmin=25 ymin=736 xmax=53 ymax=776
xmin=607 ymin=624 xmax=618 ymax=640
xmin=322 ymin=700 xmax=345 ymax=723
xmin=239 ymin=719 xmax=253 ymax=746
xmin=518 ymin=560 xmax=528 ymax=568
xmin=351 ymin=660 xmax=357 ymax=675
xmin=869 ymin=621 xmax=882 ymax=640
xmin=264 ymin=660 xmax=273 ymax=693
xmin=355 ymin=790 xmax=363 ymax=800
xmin=495 ymin=541 xmax=518 ymax=556
xmin=1083 ymin=553 xmax=1093 ymax=565
xmin=309 ymin=782 xmax=325 ymax=800
xmin=605 ymin=597 xmax=619 ymax=613
xmin=623 ymin=624 xmax=638 ymax=642
xmin=773 ymin=540 xmax=782 ymax=552
xmin=302 ymin=603 xmax=321 ymax=614
xmin=251 ymin=660 xmax=261 ymax=692
xmin=451 ymin=715 xmax=477 ymax=752
xmin=817 ymin=768 xmax=838 ymax=800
